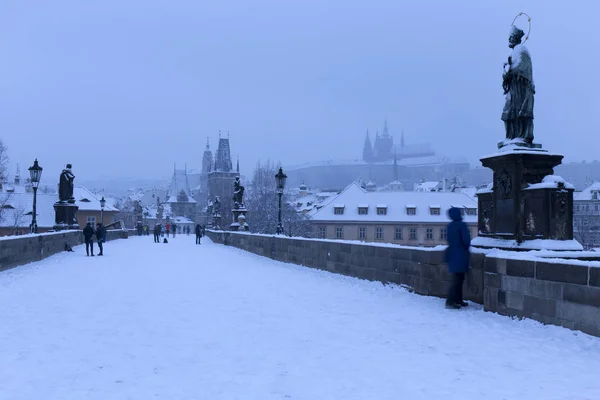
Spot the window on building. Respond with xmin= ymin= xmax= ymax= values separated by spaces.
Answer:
xmin=430 ymin=208 xmax=440 ymax=216
xmin=596 ymin=204 xmax=599 ymax=212
xmin=407 ymin=208 xmax=416 ymax=216
xmin=358 ymin=207 xmax=368 ymax=215
xmin=359 ymin=227 xmax=366 ymax=239
xmin=377 ymin=207 xmax=387 ymax=215
xmin=318 ymin=227 xmax=326 ymax=238
xmin=409 ymin=228 xmax=417 ymax=240
xmin=334 ymin=207 xmax=344 ymax=215
xmin=86 ymin=216 xmax=96 ymax=226
xmin=575 ymin=205 xmax=580 ymax=212
xmin=440 ymin=228 xmax=448 ymax=240
xmin=336 ymin=227 xmax=343 ymax=239
xmin=586 ymin=204 xmax=590 ymax=212
xmin=376 ymin=227 xmax=383 ymax=240
xmin=426 ymin=228 xmax=434 ymax=240
xmin=395 ymin=227 xmax=403 ymax=240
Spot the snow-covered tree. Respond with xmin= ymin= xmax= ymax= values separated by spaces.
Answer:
xmin=246 ymin=160 xmax=312 ymax=237
xmin=0 ymin=139 xmax=8 ymax=184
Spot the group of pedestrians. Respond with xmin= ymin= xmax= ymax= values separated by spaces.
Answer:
xmin=82 ymin=222 xmax=106 ymax=257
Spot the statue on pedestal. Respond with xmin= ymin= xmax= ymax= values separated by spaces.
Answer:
xmin=501 ymin=22 xmax=535 ymax=143
xmin=232 ymin=176 xmax=245 ymax=208
xmin=54 ymin=163 xmax=79 ymax=229
xmin=59 ymin=164 xmax=75 ymax=203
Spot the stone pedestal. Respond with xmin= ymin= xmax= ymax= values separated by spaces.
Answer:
xmin=476 ymin=147 xmax=575 ymax=248
xmin=230 ymin=206 xmax=249 ymax=231
xmin=54 ymin=202 xmax=79 ymax=230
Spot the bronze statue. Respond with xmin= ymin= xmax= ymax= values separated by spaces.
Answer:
xmin=232 ymin=176 xmax=245 ymax=208
xmin=58 ymin=164 xmax=75 ymax=203
xmin=502 ymin=25 xmax=535 ymax=143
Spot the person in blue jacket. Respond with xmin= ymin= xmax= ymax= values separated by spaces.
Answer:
xmin=445 ymin=207 xmax=471 ymax=309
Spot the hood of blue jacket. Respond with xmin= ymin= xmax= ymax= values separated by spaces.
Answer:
xmin=448 ymin=207 xmax=463 ymax=221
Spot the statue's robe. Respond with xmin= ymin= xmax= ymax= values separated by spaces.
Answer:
xmin=502 ymin=44 xmax=535 ymax=141
xmin=59 ymin=170 xmax=75 ymax=202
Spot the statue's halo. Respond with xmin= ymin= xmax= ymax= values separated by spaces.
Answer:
xmin=511 ymin=12 xmax=532 ymax=43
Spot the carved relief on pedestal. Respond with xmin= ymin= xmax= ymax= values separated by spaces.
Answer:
xmin=496 ymin=169 xmax=512 ymax=199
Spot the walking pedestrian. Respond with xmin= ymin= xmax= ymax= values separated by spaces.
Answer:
xmin=166 ymin=223 xmax=171 ymax=238
xmin=95 ymin=223 xmax=106 ymax=256
xmin=195 ymin=224 xmax=202 ymax=245
xmin=171 ymin=223 xmax=177 ymax=238
xmin=83 ymin=222 xmax=95 ymax=257
xmin=444 ymin=207 xmax=471 ymax=309
xmin=153 ymin=224 xmax=161 ymax=243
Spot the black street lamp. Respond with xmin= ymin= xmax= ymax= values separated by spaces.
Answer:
xmin=28 ymin=159 xmax=43 ymax=233
xmin=100 ymin=196 xmax=106 ymax=225
xmin=275 ymin=167 xmax=287 ymax=235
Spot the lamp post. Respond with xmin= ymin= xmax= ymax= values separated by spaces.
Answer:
xmin=28 ymin=159 xmax=43 ymax=234
xmin=275 ymin=167 xmax=287 ymax=235
xmin=100 ymin=196 xmax=106 ymax=225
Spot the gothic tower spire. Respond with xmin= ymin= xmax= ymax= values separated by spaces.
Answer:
xmin=383 ymin=118 xmax=389 ymax=137
xmin=401 ymin=128 xmax=405 ymax=148
xmin=363 ymin=129 xmax=373 ymax=163
xmin=393 ymin=149 xmax=399 ymax=182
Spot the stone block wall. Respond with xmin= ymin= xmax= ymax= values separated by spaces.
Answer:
xmin=0 ymin=229 xmax=132 ymax=272
xmin=484 ymin=257 xmax=600 ymax=337
xmin=208 ymin=230 xmax=484 ymax=304
xmin=207 ymin=230 xmax=600 ymax=337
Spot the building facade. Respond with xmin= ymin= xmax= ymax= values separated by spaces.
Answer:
xmin=573 ymin=183 xmax=600 ymax=249
xmin=311 ymin=182 xmax=477 ymax=247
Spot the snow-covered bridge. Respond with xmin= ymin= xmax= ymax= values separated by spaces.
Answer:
xmin=1 ymin=237 xmax=600 ymax=399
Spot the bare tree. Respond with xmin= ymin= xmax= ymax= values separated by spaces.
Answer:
xmin=0 ymin=139 xmax=8 ymax=184
xmin=246 ymin=160 xmax=312 ymax=237
xmin=9 ymin=205 xmax=27 ymax=235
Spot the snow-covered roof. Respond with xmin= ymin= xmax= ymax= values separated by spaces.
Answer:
xmin=74 ymin=187 xmax=119 ymax=212
xmin=574 ymin=182 xmax=600 ymax=201
xmin=0 ymin=186 xmax=118 ymax=228
xmin=312 ymin=182 xmax=477 ymax=224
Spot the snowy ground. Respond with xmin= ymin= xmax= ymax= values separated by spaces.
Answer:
xmin=1 ymin=237 xmax=600 ymax=400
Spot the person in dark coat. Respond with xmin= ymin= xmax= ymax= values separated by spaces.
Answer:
xmin=171 ymin=223 xmax=177 ymax=238
xmin=195 ymin=224 xmax=202 ymax=245
xmin=153 ymin=224 xmax=161 ymax=243
xmin=445 ymin=207 xmax=471 ymax=309
xmin=95 ymin=223 xmax=106 ymax=256
xmin=83 ymin=222 xmax=95 ymax=257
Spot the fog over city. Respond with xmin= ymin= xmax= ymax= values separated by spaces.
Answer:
xmin=0 ymin=0 xmax=598 ymax=186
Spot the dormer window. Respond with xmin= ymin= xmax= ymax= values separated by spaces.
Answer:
xmin=358 ymin=205 xmax=369 ymax=215
xmin=334 ymin=204 xmax=345 ymax=215
xmin=466 ymin=208 xmax=477 ymax=216
xmin=429 ymin=205 xmax=441 ymax=216
xmin=593 ymin=191 xmax=599 ymax=200
xmin=406 ymin=204 xmax=416 ymax=215
xmin=376 ymin=205 xmax=387 ymax=215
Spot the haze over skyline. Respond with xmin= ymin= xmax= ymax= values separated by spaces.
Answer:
xmin=1 ymin=0 xmax=598 ymax=185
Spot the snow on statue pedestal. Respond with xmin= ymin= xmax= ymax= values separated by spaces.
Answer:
xmin=474 ymin=18 xmax=579 ymax=251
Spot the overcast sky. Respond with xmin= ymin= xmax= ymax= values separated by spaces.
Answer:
xmin=0 ymin=0 xmax=598 ymax=185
